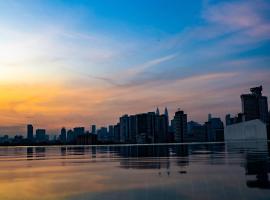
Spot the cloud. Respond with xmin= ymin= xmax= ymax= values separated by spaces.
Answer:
xmin=124 ymin=54 xmax=177 ymax=77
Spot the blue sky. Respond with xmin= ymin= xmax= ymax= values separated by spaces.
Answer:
xmin=0 ymin=0 xmax=270 ymax=134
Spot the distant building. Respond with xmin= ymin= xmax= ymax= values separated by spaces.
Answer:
xmin=187 ymin=121 xmax=207 ymax=142
xmin=136 ymin=112 xmax=156 ymax=143
xmin=76 ymin=133 xmax=97 ymax=145
xmin=97 ymin=127 xmax=108 ymax=142
xmin=108 ymin=125 xmax=114 ymax=142
xmin=172 ymin=110 xmax=188 ymax=143
xmin=73 ymin=127 xmax=85 ymax=138
xmin=267 ymin=111 xmax=270 ymax=140
xmin=36 ymin=129 xmax=47 ymax=142
xmin=120 ymin=115 xmax=129 ymax=143
xmin=155 ymin=114 xmax=168 ymax=143
xmin=129 ymin=115 xmax=137 ymax=143
xmin=225 ymin=86 xmax=269 ymax=141
xmin=136 ymin=113 xmax=148 ymax=144
xmin=205 ymin=115 xmax=224 ymax=142
xmin=241 ymin=86 xmax=268 ymax=123
xmin=67 ymin=129 xmax=74 ymax=143
xmin=164 ymin=107 xmax=169 ymax=123
xmin=91 ymin=125 xmax=96 ymax=134
xmin=113 ymin=123 xmax=120 ymax=143
xmin=225 ymin=119 xmax=267 ymax=141
xmin=59 ymin=127 xmax=67 ymax=143
xmin=27 ymin=124 xmax=34 ymax=141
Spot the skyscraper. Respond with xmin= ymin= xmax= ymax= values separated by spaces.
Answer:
xmin=164 ymin=107 xmax=169 ymax=124
xmin=172 ymin=110 xmax=187 ymax=143
xmin=108 ymin=125 xmax=114 ymax=142
xmin=129 ymin=115 xmax=137 ymax=143
xmin=156 ymin=107 xmax=160 ymax=115
xmin=205 ymin=115 xmax=224 ymax=142
xmin=27 ymin=124 xmax=34 ymax=141
xmin=155 ymin=114 xmax=168 ymax=143
xmin=67 ymin=129 xmax=74 ymax=143
xmin=59 ymin=127 xmax=67 ymax=143
xmin=120 ymin=115 xmax=129 ymax=143
xmin=36 ymin=129 xmax=46 ymax=142
xmin=241 ymin=86 xmax=268 ymax=123
xmin=73 ymin=127 xmax=85 ymax=137
xmin=113 ymin=123 xmax=120 ymax=143
xmin=91 ymin=125 xmax=96 ymax=134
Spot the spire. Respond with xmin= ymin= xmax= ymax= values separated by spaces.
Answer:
xmin=156 ymin=107 xmax=160 ymax=115
xmin=164 ymin=107 xmax=169 ymax=117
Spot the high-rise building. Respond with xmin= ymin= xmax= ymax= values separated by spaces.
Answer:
xmin=156 ymin=107 xmax=160 ymax=115
xmin=91 ymin=125 xmax=96 ymax=134
xmin=129 ymin=115 xmax=137 ymax=143
xmin=97 ymin=127 xmax=108 ymax=142
xmin=241 ymin=86 xmax=268 ymax=123
xmin=155 ymin=114 xmax=168 ymax=143
xmin=36 ymin=129 xmax=46 ymax=142
xmin=73 ymin=127 xmax=85 ymax=138
xmin=108 ymin=125 xmax=114 ymax=142
xmin=172 ymin=110 xmax=187 ymax=143
xmin=59 ymin=127 xmax=67 ymax=143
xmin=67 ymin=129 xmax=74 ymax=143
xmin=187 ymin=121 xmax=206 ymax=142
xmin=225 ymin=114 xmax=233 ymax=126
xmin=136 ymin=113 xmax=148 ymax=143
xmin=205 ymin=115 xmax=224 ymax=142
xmin=164 ymin=107 xmax=169 ymax=125
xmin=146 ymin=112 xmax=156 ymax=143
xmin=113 ymin=123 xmax=120 ymax=143
xmin=27 ymin=124 xmax=34 ymax=141
xmin=120 ymin=115 xmax=129 ymax=143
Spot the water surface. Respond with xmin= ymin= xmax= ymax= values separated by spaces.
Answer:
xmin=0 ymin=141 xmax=270 ymax=200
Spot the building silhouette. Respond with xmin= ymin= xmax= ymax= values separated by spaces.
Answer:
xmin=129 ymin=115 xmax=137 ymax=143
xmin=241 ymin=86 xmax=268 ymax=123
xmin=155 ymin=114 xmax=169 ymax=143
xmin=59 ymin=127 xmax=67 ymax=143
xmin=113 ymin=123 xmax=120 ymax=143
xmin=120 ymin=115 xmax=129 ymax=143
xmin=73 ymin=127 xmax=85 ymax=138
xmin=172 ymin=110 xmax=187 ymax=143
xmin=91 ymin=125 xmax=96 ymax=134
xmin=67 ymin=129 xmax=74 ymax=143
xmin=27 ymin=124 xmax=34 ymax=141
xmin=36 ymin=129 xmax=47 ymax=143
xmin=225 ymin=86 xmax=269 ymax=141
xmin=187 ymin=121 xmax=207 ymax=142
xmin=205 ymin=115 xmax=224 ymax=142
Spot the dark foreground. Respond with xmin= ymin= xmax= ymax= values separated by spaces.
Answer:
xmin=0 ymin=141 xmax=270 ymax=200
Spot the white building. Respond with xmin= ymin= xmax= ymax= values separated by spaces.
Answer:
xmin=224 ymin=119 xmax=267 ymax=141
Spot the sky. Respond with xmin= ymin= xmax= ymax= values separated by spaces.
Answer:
xmin=0 ymin=0 xmax=270 ymax=135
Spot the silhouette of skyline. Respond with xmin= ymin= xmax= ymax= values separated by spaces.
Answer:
xmin=0 ymin=85 xmax=269 ymax=146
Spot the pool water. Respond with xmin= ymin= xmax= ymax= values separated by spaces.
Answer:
xmin=0 ymin=141 xmax=270 ymax=200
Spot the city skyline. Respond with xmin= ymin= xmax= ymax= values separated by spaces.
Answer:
xmin=0 ymin=85 xmax=268 ymax=145
xmin=1 ymin=0 xmax=270 ymax=135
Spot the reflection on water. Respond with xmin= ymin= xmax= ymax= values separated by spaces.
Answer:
xmin=0 ymin=141 xmax=270 ymax=200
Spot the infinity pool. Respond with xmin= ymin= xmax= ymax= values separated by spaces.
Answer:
xmin=0 ymin=141 xmax=270 ymax=200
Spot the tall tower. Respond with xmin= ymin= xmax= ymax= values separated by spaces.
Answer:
xmin=172 ymin=110 xmax=187 ymax=143
xmin=27 ymin=124 xmax=34 ymax=141
xmin=60 ymin=127 xmax=67 ymax=142
xmin=164 ymin=107 xmax=169 ymax=125
xmin=120 ymin=115 xmax=129 ymax=143
xmin=156 ymin=107 xmax=160 ymax=115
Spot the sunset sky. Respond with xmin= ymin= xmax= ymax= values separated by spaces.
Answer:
xmin=0 ymin=0 xmax=270 ymax=135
